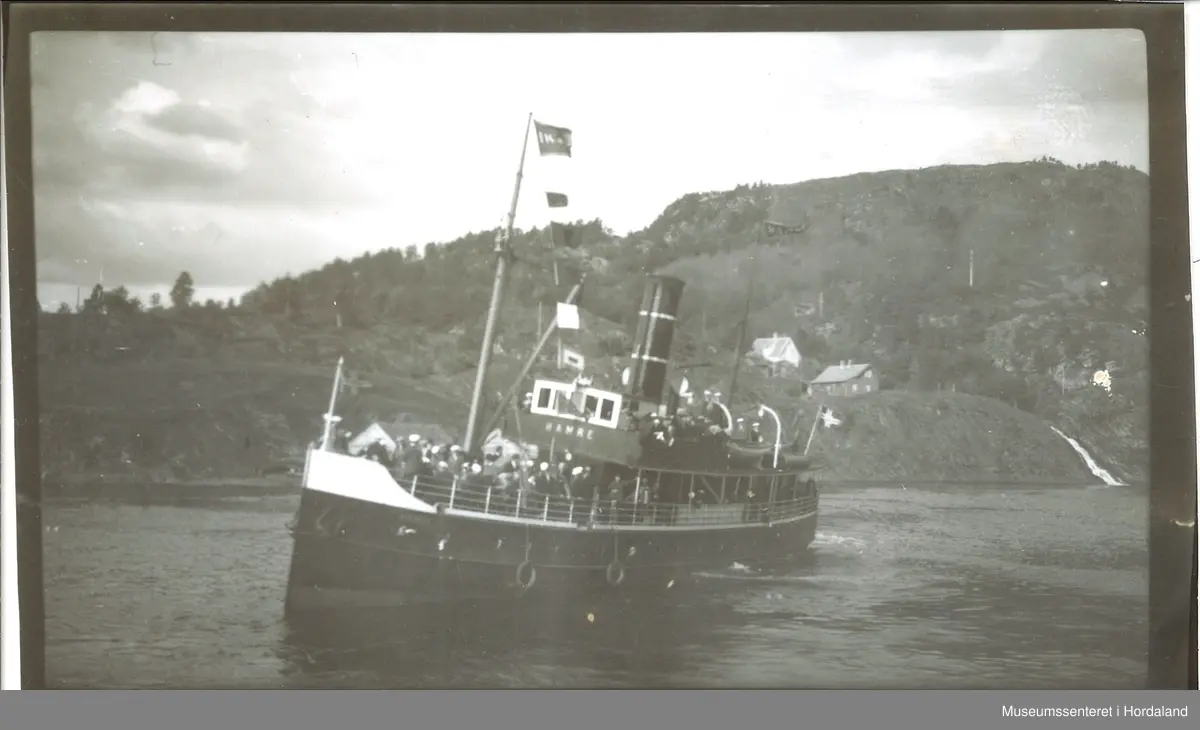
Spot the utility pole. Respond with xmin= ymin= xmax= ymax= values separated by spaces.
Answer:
xmin=969 ymin=249 xmax=975 ymax=289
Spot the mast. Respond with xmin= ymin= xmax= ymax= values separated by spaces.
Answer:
xmin=481 ymin=281 xmax=584 ymax=439
xmin=726 ymin=231 xmax=759 ymax=413
xmin=319 ymin=357 xmax=345 ymax=451
xmin=462 ymin=113 xmax=534 ymax=455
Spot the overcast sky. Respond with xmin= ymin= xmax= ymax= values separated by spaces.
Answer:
xmin=31 ymin=29 xmax=1148 ymax=308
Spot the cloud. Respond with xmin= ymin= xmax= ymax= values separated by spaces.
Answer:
xmin=35 ymin=197 xmax=356 ymax=288
xmin=31 ymin=32 xmax=378 ymax=208
xmin=925 ymin=29 xmax=1147 ymax=109
xmin=144 ymin=100 xmax=243 ymax=143
xmin=30 ymin=30 xmax=1148 ymax=296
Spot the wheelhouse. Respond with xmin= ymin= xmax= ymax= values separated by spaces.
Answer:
xmin=529 ymin=378 xmax=624 ymax=431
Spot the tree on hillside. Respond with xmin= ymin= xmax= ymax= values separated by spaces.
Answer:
xmin=55 ymin=302 xmax=71 ymax=314
xmin=148 ymin=292 xmax=163 ymax=310
xmin=81 ymin=284 xmax=105 ymax=314
xmin=227 ymin=297 xmax=236 ymax=310
xmin=170 ymin=271 xmax=195 ymax=309
xmin=101 ymin=286 xmax=140 ymax=316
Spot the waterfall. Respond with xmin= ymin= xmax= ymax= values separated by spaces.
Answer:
xmin=1048 ymin=425 xmax=1126 ymax=486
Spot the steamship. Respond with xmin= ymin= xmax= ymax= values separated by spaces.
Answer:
xmin=283 ymin=120 xmax=821 ymax=613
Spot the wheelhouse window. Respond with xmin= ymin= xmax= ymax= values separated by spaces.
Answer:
xmin=590 ymin=396 xmax=620 ymax=428
xmin=530 ymin=379 xmax=624 ymax=428
xmin=532 ymin=380 xmax=565 ymax=416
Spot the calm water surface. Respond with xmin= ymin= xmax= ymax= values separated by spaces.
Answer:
xmin=43 ymin=483 xmax=1148 ymax=688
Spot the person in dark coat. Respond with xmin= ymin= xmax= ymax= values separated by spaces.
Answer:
xmin=365 ymin=440 xmax=393 ymax=466
xmin=400 ymin=444 xmax=424 ymax=480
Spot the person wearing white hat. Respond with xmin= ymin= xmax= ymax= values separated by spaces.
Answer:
xmin=749 ymin=421 xmax=764 ymax=444
xmin=530 ymin=462 xmax=549 ymax=494
xmin=447 ymin=443 xmax=464 ymax=470
xmin=565 ymin=464 xmax=585 ymax=498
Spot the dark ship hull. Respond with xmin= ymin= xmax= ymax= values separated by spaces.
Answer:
xmin=284 ymin=450 xmax=819 ymax=613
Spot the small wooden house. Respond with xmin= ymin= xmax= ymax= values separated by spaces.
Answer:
xmin=747 ymin=333 xmax=802 ymax=377
xmin=809 ymin=361 xmax=879 ymax=397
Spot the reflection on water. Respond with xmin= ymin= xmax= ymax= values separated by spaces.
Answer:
xmin=44 ymin=483 xmax=1148 ymax=688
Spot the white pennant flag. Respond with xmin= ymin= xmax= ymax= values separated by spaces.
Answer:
xmin=556 ymin=301 xmax=581 ymax=330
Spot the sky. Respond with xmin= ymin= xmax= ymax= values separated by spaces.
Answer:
xmin=30 ymin=29 xmax=1148 ymax=309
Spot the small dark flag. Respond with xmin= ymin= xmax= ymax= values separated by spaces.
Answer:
xmin=765 ymin=220 xmax=810 ymax=238
xmin=535 ymin=121 xmax=572 ymax=157
xmin=546 ymin=192 xmax=569 ymax=208
xmin=551 ymin=221 xmax=582 ymax=248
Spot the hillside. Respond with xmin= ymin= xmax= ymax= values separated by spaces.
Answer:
xmin=783 ymin=391 xmax=1098 ymax=483
xmin=37 ymin=158 xmax=1149 ymax=484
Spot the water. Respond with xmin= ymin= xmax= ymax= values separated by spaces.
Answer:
xmin=1048 ymin=425 xmax=1126 ymax=487
xmin=42 ymin=483 xmax=1148 ymax=689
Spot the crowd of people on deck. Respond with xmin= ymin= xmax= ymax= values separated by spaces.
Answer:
xmin=649 ymin=398 xmax=768 ymax=452
xmin=328 ymin=429 xmax=613 ymax=502
xmin=322 ymin=386 xmax=773 ymax=511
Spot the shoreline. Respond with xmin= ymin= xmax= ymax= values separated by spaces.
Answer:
xmin=37 ymin=474 xmax=1140 ymax=502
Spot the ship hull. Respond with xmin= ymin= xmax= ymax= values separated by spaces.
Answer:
xmin=284 ymin=478 xmax=818 ymax=614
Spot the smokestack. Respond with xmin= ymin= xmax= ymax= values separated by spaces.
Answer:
xmin=628 ymin=274 xmax=685 ymax=404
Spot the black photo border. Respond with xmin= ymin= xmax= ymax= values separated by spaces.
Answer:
xmin=2 ymin=1 xmax=1195 ymax=693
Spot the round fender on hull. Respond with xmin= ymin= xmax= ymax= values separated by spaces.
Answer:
xmin=515 ymin=560 xmax=537 ymax=593
xmin=605 ymin=560 xmax=626 ymax=587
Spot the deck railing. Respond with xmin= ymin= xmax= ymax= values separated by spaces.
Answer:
xmin=405 ymin=476 xmax=819 ymax=529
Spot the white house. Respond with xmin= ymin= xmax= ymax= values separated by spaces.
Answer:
xmin=748 ymin=333 xmax=802 ymax=376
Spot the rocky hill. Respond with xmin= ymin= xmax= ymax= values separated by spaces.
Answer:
xmin=37 ymin=158 xmax=1149 ymax=485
